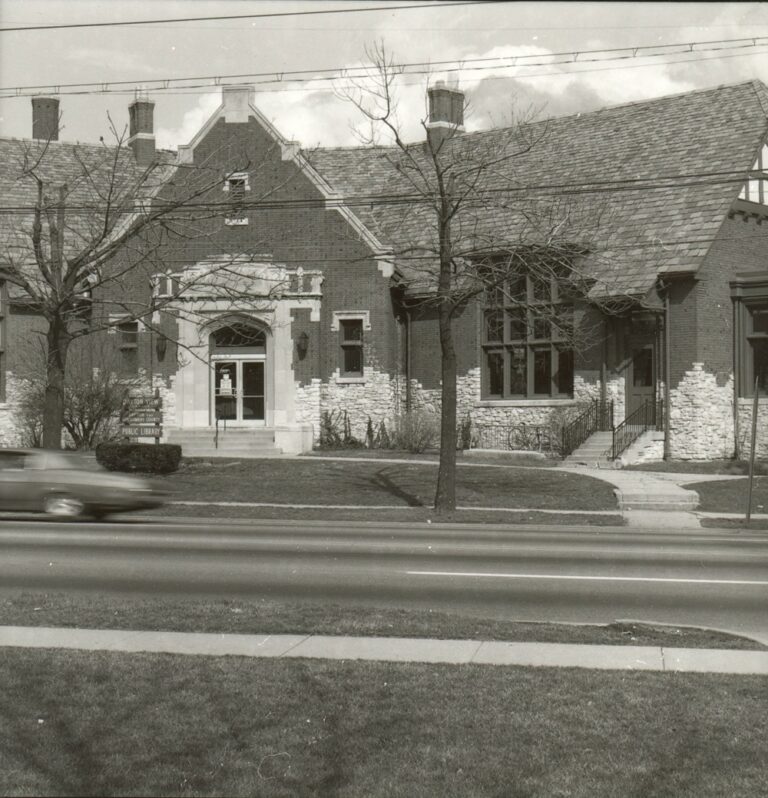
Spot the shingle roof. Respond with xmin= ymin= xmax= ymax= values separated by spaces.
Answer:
xmin=0 ymin=137 xmax=175 ymax=298
xmin=312 ymin=80 xmax=768 ymax=299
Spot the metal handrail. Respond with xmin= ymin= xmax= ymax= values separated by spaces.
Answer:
xmin=610 ymin=399 xmax=663 ymax=460
xmin=561 ymin=399 xmax=614 ymax=457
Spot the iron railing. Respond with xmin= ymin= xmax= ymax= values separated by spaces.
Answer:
xmin=610 ymin=399 xmax=663 ymax=460
xmin=471 ymin=423 xmax=556 ymax=453
xmin=560 ymin=399 xmax=614 ymax=457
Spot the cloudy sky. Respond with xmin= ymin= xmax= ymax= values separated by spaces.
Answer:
xmin=1 ymin=1 xmax=767 ymax=150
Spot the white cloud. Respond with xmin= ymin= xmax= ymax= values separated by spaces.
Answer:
xmin=156 ymin=92 xmax=221 ymax=150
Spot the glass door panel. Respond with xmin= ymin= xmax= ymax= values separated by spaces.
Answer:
xmin=241 ymin=361 xmax=265 ymax=422
xmin=214 ymin=361 xmax=237 ymax=421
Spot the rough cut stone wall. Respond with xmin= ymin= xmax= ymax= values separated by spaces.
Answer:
xmin=153 ymin=375 xmax=177 ymax=435
xmin=0 ymin=373 xmax=29 ymax=446
xmin=736 ymin=398 xmax=768 ymax=460
xmin=297 ymin=368 xmax=400 ymax=441
xmin=669 ymin=363 xmax=735 ymax=460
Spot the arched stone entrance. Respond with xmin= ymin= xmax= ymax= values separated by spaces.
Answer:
xmin=209 ymin=322 xmax=268 ymax=425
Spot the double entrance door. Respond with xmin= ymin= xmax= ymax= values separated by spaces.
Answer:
xmin=213 ymin=358 xmax=265 ymax=425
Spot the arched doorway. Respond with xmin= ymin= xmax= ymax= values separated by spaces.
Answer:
xmin=210 ymin=322 xmax=268 ymax=425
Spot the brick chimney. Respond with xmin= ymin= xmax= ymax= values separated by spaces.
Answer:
xmin=32 ymin=96 xmax=59 ymax=141
xmin=222 ymin=84 xmax=254 ymax=123
xmin=426 ymin=80 xmax=464 ymax=152
xmin=128 ymin=90 xmax=156 ymax=166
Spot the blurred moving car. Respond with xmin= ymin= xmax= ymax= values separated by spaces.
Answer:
xmin=0 ymin=448 xmax=166 ymax=519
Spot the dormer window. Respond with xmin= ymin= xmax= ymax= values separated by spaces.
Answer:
xmin=224 ymin=172 xmax=250 ymax=226
xmin=738 ymin=143 xmax=768 ymax=205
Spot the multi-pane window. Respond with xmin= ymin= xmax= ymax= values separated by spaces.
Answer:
xmin=224 ymin=172 xmax=250 ymax=226
xmin=482 ymin=272 xmax=574 ymax=399
xmin=340 ymin=319 xmax=364 ymax=377
xmin=117 ymin=320 xmax=139 ymax=376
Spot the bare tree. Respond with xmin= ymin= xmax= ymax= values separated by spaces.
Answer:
xmin=338 ymin=44 xmax=634 ymax=513
xmin=0 ymin=117 xmax=297 ymax=448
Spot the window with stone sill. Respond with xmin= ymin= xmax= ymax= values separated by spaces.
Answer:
xmin=481 ymin=271 xmax=574 ymax=400
xmin=339 ymin=318 xmax=364 ymax=378
xmin=108 ymin=317 xmax=140 ymax=377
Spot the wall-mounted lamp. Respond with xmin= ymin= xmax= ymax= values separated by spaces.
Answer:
xmin=156 ymin=334 xmax=168 ymax=361
xmin=296 ymin=331 xmax=309 ymax=359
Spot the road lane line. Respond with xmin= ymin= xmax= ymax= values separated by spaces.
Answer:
xmin=406 ymin=571 xmax=768 ymax=586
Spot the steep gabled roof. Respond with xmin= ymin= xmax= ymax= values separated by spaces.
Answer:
xmin=312 ymin=80 xmax=768 ymax=299
xmin=0 ymin=137 xmax=176 ymax=298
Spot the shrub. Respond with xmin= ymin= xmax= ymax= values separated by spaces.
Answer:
xmin=390 ymin=410 xmax=439 ymax=453
xmin=14 ymin=369 xmax=131 ymax=450
xmin=96 ymin=442 xmax=181 ymax=474
xmin=317 ymin=410 xmax=363 ymax=450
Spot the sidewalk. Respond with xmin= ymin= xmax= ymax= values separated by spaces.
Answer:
xmin=1 ymin=625 xmax=766 ymax=674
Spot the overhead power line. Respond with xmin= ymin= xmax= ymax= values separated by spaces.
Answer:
xmin=0 ymin=168 xmax=762 ymax=214
xmin=0 ymin=2 xmax=485 ymax=33
xmin=1 ymin=34 xmax=767 ymax=99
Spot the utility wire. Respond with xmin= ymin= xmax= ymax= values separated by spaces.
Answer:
xmin=1 ymin=34 xmax=767 ymax=98
xmin=0 ymin=2 xmax=486 ymax=33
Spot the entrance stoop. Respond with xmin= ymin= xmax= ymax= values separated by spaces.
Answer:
xmin=562 ymin=431 xmax=614 ymax=467
xmin=165 ymin=428 xmax=284 ymax=458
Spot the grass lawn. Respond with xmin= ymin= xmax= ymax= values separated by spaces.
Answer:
xmin=687 ymin=476 xmax=768 ymax=514
xmin=1 ymin=648 xmax=767 ymax=797
xmin=2 ymin=593 xmax=763 ymax=650
xmin=151 ymin=504 xmax=622 ymax=525
xmin=304 ymin=448 xmax=558 ymax=467
xmin=161 ymin=458 xmax=616 ymax=511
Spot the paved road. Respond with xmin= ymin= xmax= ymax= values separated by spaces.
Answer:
xmin=1 ymin=516 xmax=767 ymax=642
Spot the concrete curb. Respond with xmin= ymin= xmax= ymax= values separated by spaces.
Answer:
xmin=1 ymin=626 xmax=766 ymax=674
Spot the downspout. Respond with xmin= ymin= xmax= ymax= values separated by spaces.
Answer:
xmin=732 ymin=298 xmax=740 ymax=459
xmin=405 ymin=305 xmax=412 ymax=412
xmin=663 ymin=282 xmax=672 ymax=461
xmin=600 ymin=318 xmax=608 ymax=406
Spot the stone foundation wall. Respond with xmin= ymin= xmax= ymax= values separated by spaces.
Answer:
xmin=0 ymin=373 xmax=31 ymax=446
xmin=296 ymin=368 xmax=401 ymax=442
xmin=669 ymin=363 xmax=735 ymax=460
xmin=736 ymin=397 xmax=768 ymax=460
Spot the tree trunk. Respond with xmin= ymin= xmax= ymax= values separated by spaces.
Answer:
xmin=434 ymin=297 xmax=458 ymax=513
xmin=42 ymin=318 xmax=70 ymax=449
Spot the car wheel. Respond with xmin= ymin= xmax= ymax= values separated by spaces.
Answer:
xmin=43 ymin=494 xmax=85 ymax=519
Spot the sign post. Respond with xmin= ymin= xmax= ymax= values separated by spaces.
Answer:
xmin=745 ymin=377 xmax=759 ymax=524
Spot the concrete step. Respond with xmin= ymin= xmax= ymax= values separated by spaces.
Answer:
xmin=181 ymin=447 xmax=284 ymax=459
xmin=618 ymin=493 xmax=698 ymax=511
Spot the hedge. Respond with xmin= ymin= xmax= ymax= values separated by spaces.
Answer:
xmin=95 ymin=442 xmax=182 ymax=474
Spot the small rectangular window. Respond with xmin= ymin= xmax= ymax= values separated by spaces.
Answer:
xmin=340 ymin=319 xmax=363 ymax=377
xmin=117 ymin=320 xmax=139 ymax=376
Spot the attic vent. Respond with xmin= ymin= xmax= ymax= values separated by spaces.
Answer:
xmin=224 ymin=172 xmax=250 ymax=226
xmin=738 ymin=142 xmax=768 ymax=205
